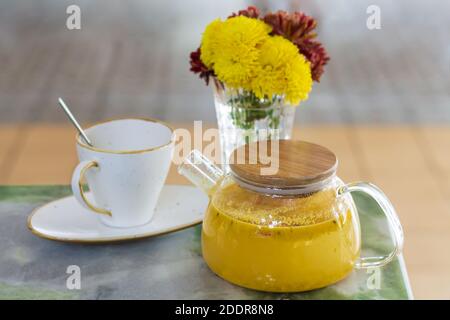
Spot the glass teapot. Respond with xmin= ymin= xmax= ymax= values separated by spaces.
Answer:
xmin=178 ymin=140 xmax=404 ymax=292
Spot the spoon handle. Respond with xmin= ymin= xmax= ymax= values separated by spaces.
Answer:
xmin=57 ymin=98 xmax=93 ymax=147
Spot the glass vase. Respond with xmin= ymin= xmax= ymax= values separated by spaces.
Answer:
xmin=213 ymin=79 xmax=296 ymax=171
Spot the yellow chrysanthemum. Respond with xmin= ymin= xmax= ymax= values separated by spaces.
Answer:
xmin=200 ymin=16 xmax=271 ymax=89
xmin=251 ymin=36 xmax=313 ymax=105
xmin=199 ymin=19 xmax=222 ymax=68
xmin=285 ymin=54 xmax=313 ymax=105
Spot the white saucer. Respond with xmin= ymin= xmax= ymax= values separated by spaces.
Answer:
xmin=27 ymin=185 xmax=208 ymax=243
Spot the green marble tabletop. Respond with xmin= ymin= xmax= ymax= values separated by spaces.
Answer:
xmin=0 ymin=185 xmax=413 ymax=300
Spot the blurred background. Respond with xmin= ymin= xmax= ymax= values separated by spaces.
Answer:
xmin=0 ymin=0 xmax=450 ymax=299
xmin=0 ymin=0 xmax=449 ymax=123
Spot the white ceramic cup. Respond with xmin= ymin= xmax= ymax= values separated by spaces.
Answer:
xmin=71 ymin=118 xmax=175 ymax=228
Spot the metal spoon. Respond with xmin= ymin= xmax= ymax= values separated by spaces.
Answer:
xmin=57 ymin=97 xmax=93 ymax=146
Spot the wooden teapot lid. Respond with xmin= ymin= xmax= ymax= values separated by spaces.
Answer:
xmin=229 ymin=140 xmax=338 ymax=189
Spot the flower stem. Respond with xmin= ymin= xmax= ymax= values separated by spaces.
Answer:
xmin=228 ymin=91 xmax=281 ymax=132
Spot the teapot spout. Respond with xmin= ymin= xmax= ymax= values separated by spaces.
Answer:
xmin=178 ymin=150 xmax=223 ymax=196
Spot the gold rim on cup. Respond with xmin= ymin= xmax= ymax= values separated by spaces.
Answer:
xmin=76 ymin=117 xmax=175 ymax=155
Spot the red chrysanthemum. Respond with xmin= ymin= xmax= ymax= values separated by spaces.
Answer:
xmin=189 ymin=48 xmax=215 ymax=85
xmin=296 ymin=39 xmax=329 ymax=83
xmin=264 ymin=11 xmax=317 ymax=41
xmin=263 ymin=10 xmax=329 ymax=82
xmin=228 ymin=6 xmax=260 ymax=19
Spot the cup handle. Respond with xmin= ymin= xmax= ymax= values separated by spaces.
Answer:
xmin=71 ymin=160 xmax=111 ymax=217
xmin=338 ymin=182 xmax=404 ymax=269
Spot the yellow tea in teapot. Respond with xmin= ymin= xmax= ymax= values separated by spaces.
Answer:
xmin=202 ymin=182 xmax=360 ymax=292
xmin=180 ymin=142 xmax=403 ymax=292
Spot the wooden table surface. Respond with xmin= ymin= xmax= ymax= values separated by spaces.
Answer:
xmin=1 ymin=124 xmax=450 ymax=299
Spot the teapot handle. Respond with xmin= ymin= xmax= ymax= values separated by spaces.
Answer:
xmin=338 ymin=182 xmax=404 ymax=269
